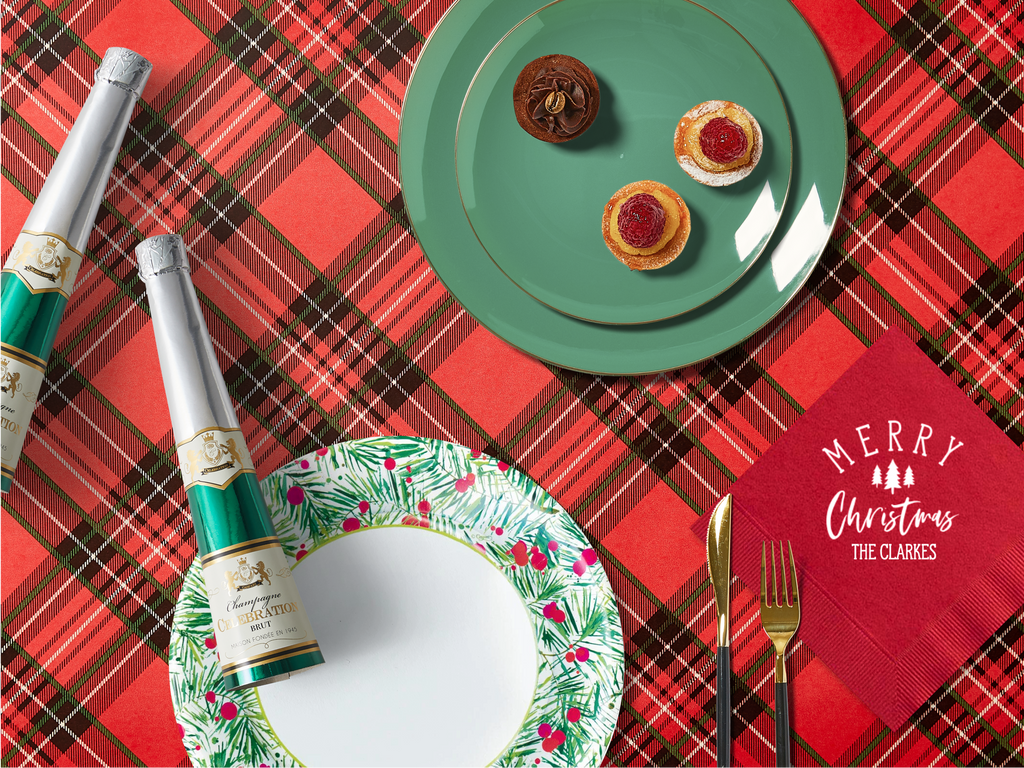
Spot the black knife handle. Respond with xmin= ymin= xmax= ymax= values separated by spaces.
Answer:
xmin=717 ymin=646 xmax=730 ymax=767
xmin=775 ymin=681 xmax=790 ymax=767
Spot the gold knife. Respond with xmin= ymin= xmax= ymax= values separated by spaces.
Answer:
xmin=706 ymin=494 xmax=732 ymax=767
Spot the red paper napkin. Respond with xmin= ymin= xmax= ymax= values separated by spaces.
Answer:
xmin=694 ymin=328 xmax=1024 ymax=729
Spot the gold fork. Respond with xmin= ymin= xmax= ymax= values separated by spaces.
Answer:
xmin=760 ymin=541 xmax=800 ymax=768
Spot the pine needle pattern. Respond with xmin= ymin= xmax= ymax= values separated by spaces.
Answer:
xmin=169 ymin=437 xmax=624 ymax=766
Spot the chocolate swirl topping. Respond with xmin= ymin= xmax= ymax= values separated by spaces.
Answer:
xmin=527 ymin=66 xmax=593 ymax=137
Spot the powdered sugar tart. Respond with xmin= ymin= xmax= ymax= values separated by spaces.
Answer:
xmin=169 ymin=437 xmax=624 ymax=767
xmin=675 ymin=100 xmax=764 ymax=186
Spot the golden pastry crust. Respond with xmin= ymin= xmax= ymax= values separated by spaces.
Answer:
xmin=674 ymin=100 xmax=763 ymax=186
xmin=602 ymin=181 xmax=691 ymax=271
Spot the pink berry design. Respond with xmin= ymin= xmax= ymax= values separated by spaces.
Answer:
xmin=205 ymin=691 xmax=216 ymax=704
xmin=510 ymin=541 xmax=529 ymax=567
xmin=538 ymin=723 xmax=552 ymax=738
xmin=581 ymin=548 xmax=598 ymax=566
xmin=342 ymin=517 xmax=361 ymax=532
xmin=567 ymin=707 xmax=581 ymax=723
xmin=296 ymin=543 xmax=307 ymax=561
xmin=576 ymin=647 xmax=590 ymax=662
xmin=358 ymin=500 xmax=370 ymax=513
xmin=471 ymin=449 xmax=482 ymax=458
xmin=542 ymin=602 xmax=566 ymax=623
xmin=573 ymin=560 xmax=587 ymax=576
xmin=384 ymin=458 xmax=396 ymax=470
xmin=418 ymin=500 xmax=431 ymax=513
xmin=316 ymin=447 xmax=330 ymax=457
xmin=565 ymin=651 xmax=575 ymax=663
xmin=495 ymin=527 xmax=504 ymax=535
xmin=220 ymin=702 xmax=237 ymax=720
xmin=542 ymin=729 xmax=566 ymax=753
xmin=531 ymin=552 xmax=548 ymax=571
xmin=286 ymin=486 xmax=304 ymax=505
xmin=498 ymin=461 xmax=510 ymax=471
xmin=204 ymin=636 xmax=216 ymax=650
xmin=548 ymin=541 xmax=558 ymax=551
xmin=299 ymin=459 xmax=309 ymax=469
xmin=454 ymin=473 xmax=476 ymax=493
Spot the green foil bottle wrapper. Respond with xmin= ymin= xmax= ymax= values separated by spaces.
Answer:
xmin=136 ymin=234 xmax=324 ymax=690
xmin=1 ymin=48 xmax=151 ymax=493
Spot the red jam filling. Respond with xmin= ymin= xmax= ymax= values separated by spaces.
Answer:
xmin=617 ymin=193 xmax=665 ymax=249
xmin=699 ymin=117 xmax=748 ymax=164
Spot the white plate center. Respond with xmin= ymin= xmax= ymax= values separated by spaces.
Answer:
xmin=257 ymin=526 xmax=537 ymax=766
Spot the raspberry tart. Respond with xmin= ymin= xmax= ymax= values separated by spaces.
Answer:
xmin=602 ymin=181 xmax=691 ymax=271
xmin=674 ymin=100 xmax=762 ymax=186
xmin=513 ymin=54 xmax=600 ymax=143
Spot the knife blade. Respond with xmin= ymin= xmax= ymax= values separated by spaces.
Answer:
xmin=707 ymin=493 xmax=733 ymax=767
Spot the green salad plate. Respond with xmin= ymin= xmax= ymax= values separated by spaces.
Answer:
xmin=401 ymin=0 xmax=846 ymax=373
xmin=456 ymin=0 xmax=792 ymax=324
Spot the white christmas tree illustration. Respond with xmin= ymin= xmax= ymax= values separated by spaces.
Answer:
xmin=885 ymin=459 xmax=902 ymax=494
xmin=903 ymin=466 xmax=915 ymax=488
xmin=872 ymin=465 xmax=882 ymax=488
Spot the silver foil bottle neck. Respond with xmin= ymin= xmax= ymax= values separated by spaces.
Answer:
xmin=136 ymin=233 xmax=190 ymax=282
xmin=95 ymin=48 xmax=152 ymax=97
xmin=135 ymin=234 xmax=240 ymax=441
xmin=19 ymin=47 xmax=150 ymax=253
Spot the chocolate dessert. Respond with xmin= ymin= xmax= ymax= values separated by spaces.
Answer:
xmin=513 ymin=54 xmax=600 ymax=143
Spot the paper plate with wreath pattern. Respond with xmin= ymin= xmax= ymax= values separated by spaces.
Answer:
xmin=169 ymin=437 xmax=624 ymax=766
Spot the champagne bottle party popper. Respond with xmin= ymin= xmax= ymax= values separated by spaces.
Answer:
xmin=136 ymin=234 xmax=324 ymax=689
xmin=1 ymin=48 xmax=151 ymax=493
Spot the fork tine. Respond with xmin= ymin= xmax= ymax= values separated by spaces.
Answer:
xmin=761 ymin=541 xmax=767 ymax=604
xmin=788 ymin=541 xmax=799 ymax=604
xmin=770 ymin=541 xmax=778 ymax=606
xmin=778 ymin=540 xmax=786 ymax=606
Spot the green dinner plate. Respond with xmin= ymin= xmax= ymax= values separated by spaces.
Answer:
xmin=401 ymin=0 xmax=846 ymax=374
xmin=456 ymin=0 xmax=792 ymax=324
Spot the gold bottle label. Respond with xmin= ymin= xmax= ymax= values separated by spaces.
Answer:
xmin=1 ymin=344 xmax=46 ymax=485
xmin=201 ymin=538 xmax=321 ymax=675
xmin=176 ymin=426 xmax=255 ymax=491
xmin=3 ymin=230 xmax=83 ymax=298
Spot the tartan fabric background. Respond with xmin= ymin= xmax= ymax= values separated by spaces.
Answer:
xmin=1 ymin=0 xmax=1021 ymax=765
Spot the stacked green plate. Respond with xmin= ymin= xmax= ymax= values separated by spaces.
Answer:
xmin=400 ymin=0 xmax=846 ymax=373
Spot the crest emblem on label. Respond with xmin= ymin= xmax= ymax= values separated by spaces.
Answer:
xmin=1 ymin=345 xmax=46 ymax=484
xmin=3 ymin=231 xmax=82 ymax=297
xmin=224 ymin=556 xmax=273 ymax=593
xmin=176 ymin=427 xmax=255 ymax=490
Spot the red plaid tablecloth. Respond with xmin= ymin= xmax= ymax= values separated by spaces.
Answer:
xmin=1 ymin=0 xmax=1021 ymax=766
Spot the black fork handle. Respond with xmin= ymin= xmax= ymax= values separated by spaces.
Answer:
xmin=775 ymin=681 xmax=790 ymax=767
xmin=717 ymin=646 xmax=730 ymax=767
